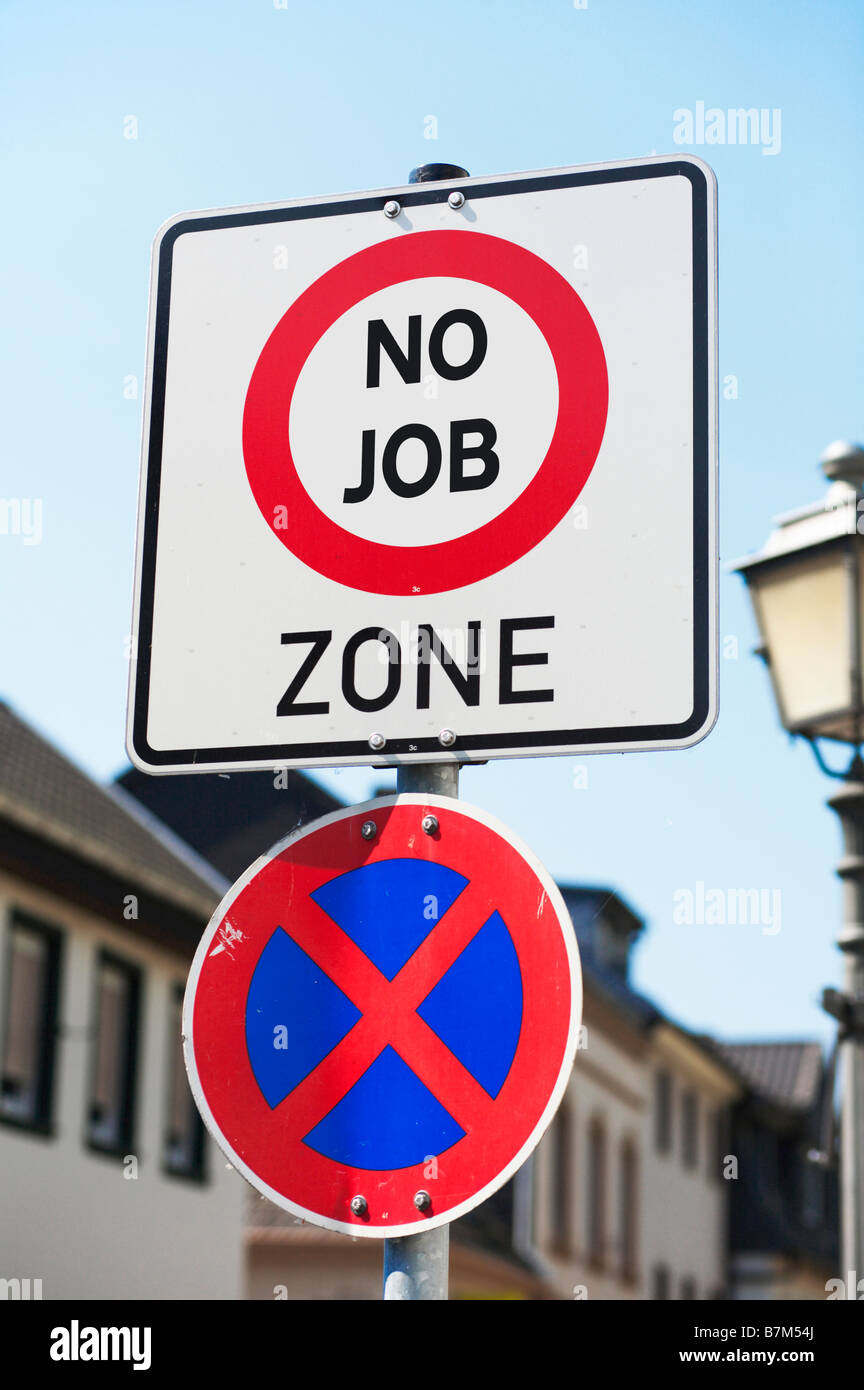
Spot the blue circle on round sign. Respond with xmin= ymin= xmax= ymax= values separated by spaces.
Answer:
xmin=244 ymin=858 xmax=523 ymax=1170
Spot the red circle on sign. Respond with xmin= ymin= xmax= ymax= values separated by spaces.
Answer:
xmin=183 ymin=797 xmax=581 ymax=1238
xmin=242 ymin=230 xmax=608 ymax=595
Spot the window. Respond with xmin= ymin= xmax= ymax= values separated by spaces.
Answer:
xmin=0 ymin=913 xmax=62 ymax=1133
xmin=586 ymin=1117 xmax=607 ymax=1268
xmin=652 ymin=1265 xmax=670 ymax=1300
xmin=682 ymin=1090 xmax=699 ymax=1170
xmin=654 ymin=1069 xmax=673 ymax=1154
xmin=87 ymin=953 xmax=141 ymax=1154
xmin=164 ymin=985 xmax=206 ymax=1181
xmin=550 ymin=1104 xmax=573 ymax=1254
xmin=619 ymin=1139 xmax=638 ymax=1282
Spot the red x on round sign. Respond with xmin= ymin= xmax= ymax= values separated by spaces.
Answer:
xmin=184 ymin=795 xmax=582 ymax=1237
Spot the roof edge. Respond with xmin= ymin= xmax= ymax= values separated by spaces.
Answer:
xmin=0 ymin=789 xmax=220 ymax=920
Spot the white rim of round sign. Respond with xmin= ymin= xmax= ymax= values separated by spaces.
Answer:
xmin=182 ymin=793 xmax=583 ymax=1238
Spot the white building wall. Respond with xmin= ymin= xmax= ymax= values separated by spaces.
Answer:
xmin=641 ymin=1029 xmax=738 ymax=1301
xmin=0 ymin=871 xmax=244 ymax=1300
xmin=534 ymin=1017 xmax=646 ymax=1299
xmin=531 ymin=1008 xmax=738 ymax=1300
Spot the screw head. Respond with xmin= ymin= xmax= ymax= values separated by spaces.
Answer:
xmin=368 ymin=732 xmax=386 ymax=751
xmin=438 ymin=728 xmax=456 ymax=747
xmin=447 ymin=190 xmax=465 ymax=210
xmin=421 ymin=814 xmax=439 ymax=836
xmin=413 ymin=1190 xmax=432 ymax=1211
xmin=383 ymin=199 xmax=401 ymax=219
xmin=350 ymin=1195 xmax=368 ymax=1216
xmin=360 ymin=820 xmax=377 ymax=841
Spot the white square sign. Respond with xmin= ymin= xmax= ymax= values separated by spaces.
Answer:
xmin=127 ymin=157 xmax=717 ymax=773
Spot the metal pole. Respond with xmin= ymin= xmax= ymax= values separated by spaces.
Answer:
xmin=381 ymin=160 xmax=469 ymax=1301
xmin=408 ymin=162 xmax=470 ymax=185
xmin=382 ymin=759 xmax=459 ymax=1301
xmin=844 ymin=496 xmax=863 ymax=749
xmin=827 ymin=773 xmax=864 ymax=1282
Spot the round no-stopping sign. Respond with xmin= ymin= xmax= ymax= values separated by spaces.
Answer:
xmin=242 ymin=230 xmax=608 ymax=596
xmin=183 ymin=795 xmax=582 ymax=1237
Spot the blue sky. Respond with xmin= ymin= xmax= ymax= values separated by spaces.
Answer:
xmin=1 ymin=0 xmax=862 ymax=1045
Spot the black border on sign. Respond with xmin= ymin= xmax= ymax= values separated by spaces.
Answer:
xmin=131 ymin=160 xmax=714 ymax=770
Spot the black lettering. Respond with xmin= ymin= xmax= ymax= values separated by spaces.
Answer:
xmin=499 ymin=617 xmax=554 ymax=703
xmin=382 ymin=424 xmax=442 ymax=498
xmin=428 ymin=309 xmax=487 ymax=381
xmin=366 ymin=316 xmax=422 ymax=388
xmin=277 ymin=631 xmax=331 ymax=715
xmin=450 ymin=419 xmax=499 ymax=492
xmin=417 ymin=623 xmax=481 ymax=708
xmin=344 ymin=429 xmax=376 ymax=503
xmin=342 ymin=627 xmax=402 ymax=712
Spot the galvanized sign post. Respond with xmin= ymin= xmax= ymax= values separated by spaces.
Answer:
xmin=386 ymin=739 xmax=460 ymax=1300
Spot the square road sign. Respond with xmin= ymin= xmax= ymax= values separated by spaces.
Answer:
xmin=127 ymin=156 xmax=717 ymax=773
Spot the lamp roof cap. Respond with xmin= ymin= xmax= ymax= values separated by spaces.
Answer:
xmin=821 ymin=440 xmax=864 ymax=487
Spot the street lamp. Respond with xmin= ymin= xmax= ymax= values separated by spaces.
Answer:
xmin=735 ymin=440 xmax=864 ymax=1286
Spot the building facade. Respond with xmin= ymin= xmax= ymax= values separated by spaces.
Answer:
xmin=0 ymin=702 xmax=244 ymax=1299
xmin=714 ymin=1040 xmax=838 ymax=1300
xmin=524 ymin=888 xmax=740 ymax=1300
xmin=117 ymin=763 xmax=836 ymax=1300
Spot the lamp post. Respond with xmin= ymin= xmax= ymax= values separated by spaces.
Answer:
xmin=734 ymin=440 xmax=864 ymax=1285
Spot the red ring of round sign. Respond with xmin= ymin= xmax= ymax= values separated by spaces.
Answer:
xmin=183 ymin=795 xmax=583 ymax=1238
xmin=242 ymin=230 xmax=608 ymax=596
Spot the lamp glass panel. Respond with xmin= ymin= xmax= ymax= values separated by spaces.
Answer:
xmin=750 ymin=549 xmax=850 ymax=731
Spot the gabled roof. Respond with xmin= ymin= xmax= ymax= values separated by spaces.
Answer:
xmin=710 ymin=1040 xmax=824 ymax=1112
xmin=556 ymin=883 xmax=657 ymax=1028
xmin=0 ymin=700 xmax=226 ymax=917
xmin=116 ymin=763 xmax=342 ymax=882
xmin=557 ymin=883 xmax=644 ymax=942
